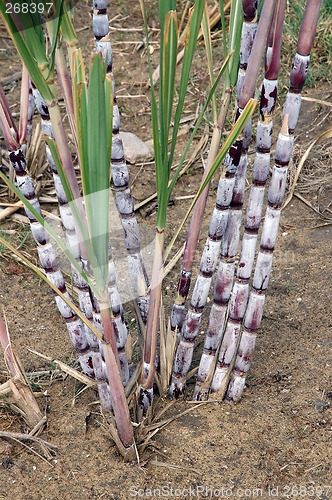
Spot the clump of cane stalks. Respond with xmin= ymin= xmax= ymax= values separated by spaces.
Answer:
xmin=0 ymin=0 xmax=323 ymax=461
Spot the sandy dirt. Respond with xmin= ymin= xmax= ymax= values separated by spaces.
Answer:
xmin=0 ymin=2 xmax=331 ymax=499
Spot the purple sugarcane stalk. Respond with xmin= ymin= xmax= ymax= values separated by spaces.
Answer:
xmin=197 ymin=0 xmax=275 ymax=397
xmin=169 ymin=163 xmax=235 ymax=398
xmin=224 ymin=115 xmax=292 ymax=401
xmin=190 ymin=0 xmax=277 ymax=400
xmin=202 ymin=0 xmax=286 ymax=400
xmin=18 ymin=65 xmax=31 ymax=147
xmin=0 ymin=89 xmax=95 ymax=378
xmin=139 ymin=230 xmax=164 ymax=414
xmin=31 ymin=86 xmax=100 ymax=356
xmin=225 ymin=0 xmax=322 ymax=402
xmin=282 ymin=0 xmax=322 ymax=134
xmin=170 ymin=90 xmax=232 ymax=333
xmin=30 ymin=83 xmax=129 ymax=411
xmin=33 ymin=80 xmax=131 ymax=409
xmin=93 ymin=0 xmax=150 ymax=324
xmin=90 ymin=260 xmax=131 ymax=409
xmin=236 ymin=0 xmax=258 ymax=99
xmin=169 ymin=0 xmax=276 ymax=399
xmin=26 ymin=81 xmax=35 ymax=141
xmin=222 ymin=0 xmax=276 ymax=267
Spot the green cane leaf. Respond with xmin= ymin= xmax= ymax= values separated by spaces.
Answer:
xmin=46 ymin=0 xmax=66 ymax=80
xmin=168 ymin=0 xmax=205 ymax=170
xmin=140 ymin=0 xmax=163 ymax=223
xmin=40 ymin=136 xmax=98 ymax=273
xmin=105 ymin=74 xmax=113 ymax=165
xmin=0 ymin=5 xmax=53 ymax=102
xmin=168 ymin=51 xmax=233 ymax=195
xmin=201 ymin=2 xmax=217 ymax=123
xmin=228 ymin=0 xmax=243 ymax=88
xmin=160 ymin=10 xmax=178 ymax=166
xmin=84 ymin=53 xmax=111 ymax=291
xmin=60 ymin=1 xmax=78 ymax=46
xmin=198 ymin=98 xmax=258 ymax=196
xmin=72 ymin=49 xmax=88 ymax=187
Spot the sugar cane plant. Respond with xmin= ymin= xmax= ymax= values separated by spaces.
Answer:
xmin=0 ymin=1 xmax=136 ymax=458
xmin=170 ymin=0 xmax=322 ymax=402
xmin=0 ymin=0 xmax=322 ymax=461
xmin=169 ymin=0 xmax=243 ymax=334
xmin=0 ymin=0 xmax=254 ymax=453
xmin=0 ymin=72 xmax=96 ymax=380
xmin=92 ymin=0 xmax=150 ymax=323
xmin=170 ymin=0 xmax=276 ymax=398
xmin=138 ymin=0 xmax=257 ymax=414
xmin=224 ymin=0 xmax=323 ymax=402
xmin=207 ymin=0 xmax=286 ymax=399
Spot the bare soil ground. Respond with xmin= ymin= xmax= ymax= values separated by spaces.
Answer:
xmin=0 ymin=2 xmax=331 ymax=499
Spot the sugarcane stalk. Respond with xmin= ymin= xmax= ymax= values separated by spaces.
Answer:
xmin=206 ymin=0 xmax=276 ymax=395
xmin=53 ymin=43 xmax=78 ymax=152
xmin=58 ymin=30 xmax=132 ymax=393
xmin=191 ymin=0 xmax=275 ymax=399
xmin=223 ymin=115 xmax=291 ymax=400
xmin=205 ymin=1 xmax=276 ymax=397
xmin=282 ymin=0 xmax=322 ymax=134
xmin=170 ymin=90 xmax=232 ymax=332
xmin=91 ymin=261 xmax=130 ymax=381
xmin=169 ymin=167 xmax=235 ymax=398
xmin=138 ymin=229 xmax=164 ymax=414
xmin=102 ymin=340 xmax=136 ymax=459
xmin=31 ymin=85 xmax=99 ymax=357
xmin=27 ymin=81 xmax=35 ymax=140
xmin=170 ymin=0 xmax=271 ymax=397
xmin=169 ymin=0 xmax=276 ymax=398
xmin=22 ymin=28 xmax=114 ymax=394
xmin=137 ymin=0 xmax=221 ymax=414
xmin=1 ymin=1 xmax=136 ymax=458
xmin=169 ymin=0 xmax=245 ymax=335
xmin=30 ymin=64 xmax=98 ymax=364
xmin=236 ymin=0 xmax=258 ymax=99
xmin=19 ymin=65 xmax=32 ymax=146
xmin=217 ymin=0 xmax=276 ymax=293
xmin=225 ymin=0 xmax=322 ymax=402
xmin=194 ymin=0 xmax=286 ymax=401
xmin=70 ymin=46 xmax=132 ymax=419
xmin=0 ymin=93 xmax=95 ymax=377
xmin=168 ymin=0 xmax=242 ymax=395
xmin=80 ymin=11 xmax=133 ymax=387
xmin=93 ymin=0 xmax=150 ymax=323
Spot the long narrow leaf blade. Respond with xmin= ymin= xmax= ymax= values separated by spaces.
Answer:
xmin=160 ymin=11 xmax=178 ymax=163
xmin=201 ymin=3 xmax=217 ymax=122
xmin=0 ymin=5 xmax=53 ymax=101
xmin=169 ymin=0 xmax=205 ymax=168
xmin=84 ymin=53 xmax=111 ymax=290
xmin=44 ymin=136 xmax=101 ymax=283
xmin=228 ymin=0 xmax=243 ymax=87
